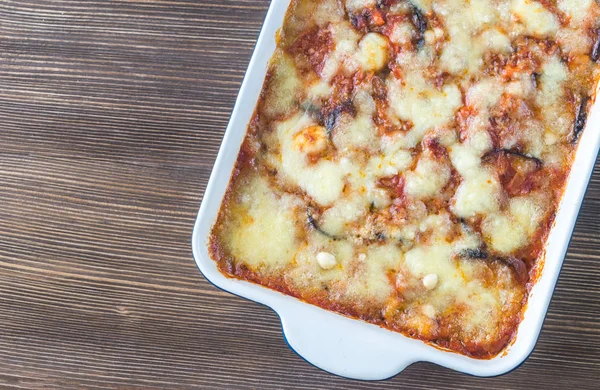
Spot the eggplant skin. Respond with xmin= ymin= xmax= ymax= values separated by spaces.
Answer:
xmin=505 ymin=257 xmax=528 ymax=284
xmin=409 ymin=3 xmax=427 ymax=48
xmin=460 ymin=248 xmax=490 ymax=260
xmin=460 ymin=249 xmax=528 ymax=284
xmin=482 ymin=148 xmax=543 ymax=168
xmin=300 ymin=100 xmax=355 ymax=137
xmin=306 ymin=208 xmax=342 ymax=240
xmin=324 ymin=100 xmax=355 ymax=134
xmin=572 ymin=96 xmax=589 ymax=143
xmin=592 ymin=29 xmax=600 ymax=63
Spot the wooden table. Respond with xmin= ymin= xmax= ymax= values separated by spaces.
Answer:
xmin=1 ymin=1 xmax=598 ymax=388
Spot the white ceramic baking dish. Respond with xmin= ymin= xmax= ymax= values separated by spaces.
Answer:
xmin=192 ymin=0 xmax=600 ymax=380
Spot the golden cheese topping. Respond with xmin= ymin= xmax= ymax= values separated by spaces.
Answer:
xmin=210 ymin=0 xmax=600 ymax=358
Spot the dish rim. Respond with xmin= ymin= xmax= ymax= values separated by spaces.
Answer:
xmin=191 ymin=0 xmax=600 ymax=380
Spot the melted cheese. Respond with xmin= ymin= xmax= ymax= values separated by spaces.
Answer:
xmin=510 ymin=195 xmax=547 ymax=235
xmin=355 ymin=33 xmax=390 ymax=73
xmin=418 ymin=213 xmax=454 ymax=240
xmin=307 ymin=80 xmax=333 ymax=99
xmin=314 ymin=0 xmax=345 ymax=26
xmin=537 ymin=55 xmax=570 ymax=135
xmin=483 ymin=194 xmax=548 ymax=254
xmin=387 ymin=73 xmax=462 ymax=147
xmin=320 ymin=194 xmax=370 ymax=235
xmin=558 ymin=0 xmax=593 ymax=24
xmin=345 ymin=0 xmax=376 ymax=12
xmin=410 ymin=0 xmax=433 ymax=12
xmin=389 ymin=22 xmax=415 ymax=46
xmin=332 ymin=89 xmax=378 ymax=150
xmin=466 ymin=78 xmax=504 ymax=110
xmin=479 ymin=28 xmax=512 ymax=53
xmin=435 ymin=0 xmax=497 ymax=75
xmin=276 ymin=114 xmax=347 ymax=205
xmin=321 ymin=21 xmax=361 ymax=81
xmin=403 ymin=238 xmax=507 ymax=337
xmin=264 ymin=53 xmax=302 ymax=118
xmin=288 ymin=234 xmax=353 ymax=287
xmin=511 ymin=0 xmax=559 ymax=37
xmin=464 ymin=78 xmax=505 ymax=138
xmin=452 ymin=168 xmax=502 ymax=218
xmin=367 ymin=148 xmax=413 ymax=177
xmin=223 ymin=176 xmax=300 ymax=269
xmin=346 ymin=244 xmax=402 ymax=303
xmin=404 ymin=154 xmax=451 ymax=199
xmin=483 ymin=213 xmax=528 ymax=253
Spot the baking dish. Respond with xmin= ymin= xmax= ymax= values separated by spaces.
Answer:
xmin=191 ymin=0 xmax=600 ymax=380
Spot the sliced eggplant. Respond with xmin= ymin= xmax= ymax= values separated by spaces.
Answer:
xmin=307 ymin=206 xmax=400 ymax=243
xmin=307 ymin=207 xmax=341 ymax=240
xmin=531 ymin=72 xmax=540 ymax=89
xmin=349 ymin=13 xmax=368 ymax=32
xmin=372 ymin=75 xmax=387 ymax=100
xmin=572 ymin=96 xmax=589 ymax=143
xmin=409 ymin=3 xmax=427 ymax=48
xmin=483 ymin=148 xmax=543 ymax=167
xmin=592 ymin=28 xmax=600 ymax=63
xmin=376 ymin=0 xmax=394 ymax=8
xmin=300 ymin=101 xmax=323 ymax=118
xmin=324 ymin=110 xmax=339 ymax=133
xmin=324 ymin=100 xmax=355 ymax=134
xmin=460 ymin=248 xmax=490 ymax=260
xmin=504 ymin=257 xmax=528 ymax=284
xmin=299 ymin=100 xmax=354 ymax=137
xmin=348 ymin=5 xmax=385 ymax=32
xmin=461 ymin=249 xmax=529 ymax=284
xmin=375 ymin=232 xmax=387 ymax=241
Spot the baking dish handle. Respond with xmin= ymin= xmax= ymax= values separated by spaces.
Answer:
xmin=276 ymin=300 xmax=418 ymax=380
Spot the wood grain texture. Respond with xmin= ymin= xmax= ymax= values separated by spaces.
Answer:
xmin=0 ymin=1 xmax=598 ymax=388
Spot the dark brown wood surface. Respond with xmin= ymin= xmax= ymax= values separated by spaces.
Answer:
xmin=0 ymin=1 xmax=598 ymax=388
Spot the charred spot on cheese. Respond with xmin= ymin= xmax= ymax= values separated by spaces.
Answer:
xmin=210 ymin=0 xmax=600 ymax=360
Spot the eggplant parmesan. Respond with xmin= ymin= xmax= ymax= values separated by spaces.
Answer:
xmin=209 ymin=0 xmax=600 ymax=358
